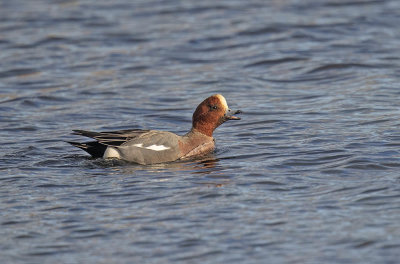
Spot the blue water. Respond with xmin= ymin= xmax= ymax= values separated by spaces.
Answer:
xmin=1 ymin=0 xmax=400 ymax=263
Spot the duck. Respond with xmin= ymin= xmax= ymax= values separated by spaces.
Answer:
xmin=68 ymin=94 xmax=241 ymax=165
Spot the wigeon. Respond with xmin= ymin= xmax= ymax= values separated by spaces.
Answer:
xmin=68 ymin=94 xmax=241 ymax=165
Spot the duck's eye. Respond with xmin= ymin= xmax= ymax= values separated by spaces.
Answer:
xmin=208 ymin=104 xmax=218 ymax=110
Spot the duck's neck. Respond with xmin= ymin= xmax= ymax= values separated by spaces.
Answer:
xmin=187 ymin=127 xmax=214 ymax=138
xmin=190 ymin=124 xmax=214 ymax=137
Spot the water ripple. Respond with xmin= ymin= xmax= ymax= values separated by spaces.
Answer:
xmin=1 ymin=0 xmax=400 ymax=263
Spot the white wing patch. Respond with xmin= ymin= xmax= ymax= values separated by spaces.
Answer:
xmin=133 ymin=143 xmax=170 ymax=151
xmin=145 ymin=144 xmax=170 ymax=151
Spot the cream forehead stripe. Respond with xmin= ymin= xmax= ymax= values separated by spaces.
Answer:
xmin=215 ymin=94 xmax=229 ymax=110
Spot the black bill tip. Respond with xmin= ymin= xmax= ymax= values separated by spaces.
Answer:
xmin=225 ymin=109 xmax=242 ymax=120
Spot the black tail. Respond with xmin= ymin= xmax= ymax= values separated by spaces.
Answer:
xmin=67 ymin=141 xmax=107 ymax=158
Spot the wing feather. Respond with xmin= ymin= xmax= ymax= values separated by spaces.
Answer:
xmin=72 ymin=129 xmax=151 ymax=146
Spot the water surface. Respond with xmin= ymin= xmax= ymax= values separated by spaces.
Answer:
xmin=1 ymin=0 xmax=400 ymax=263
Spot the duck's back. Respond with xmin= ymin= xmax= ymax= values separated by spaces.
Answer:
xmin=105 ymin=130 xmax=182 ymax=164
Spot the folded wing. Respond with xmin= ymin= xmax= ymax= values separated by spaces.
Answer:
xmin=72 ymin=129 xmax=151 ymax=146
xmin=68 ymin=129 xmax=151 ymax=158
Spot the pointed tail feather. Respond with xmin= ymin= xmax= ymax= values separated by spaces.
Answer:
xmin=67 ymin=141 xmax=107 ymax=158
xmin=72 ymin=130 xmax=102 ymax=139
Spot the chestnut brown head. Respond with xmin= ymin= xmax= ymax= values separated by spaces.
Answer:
xmin=192 ymin=94 xmax=241 ymax=137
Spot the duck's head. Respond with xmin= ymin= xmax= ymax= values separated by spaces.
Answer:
xmin=192 ymin=94 xmax=242 ymax=137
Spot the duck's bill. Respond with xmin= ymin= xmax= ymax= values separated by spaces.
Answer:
xmin=225 ymin=109 xmax=242 ymax=120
